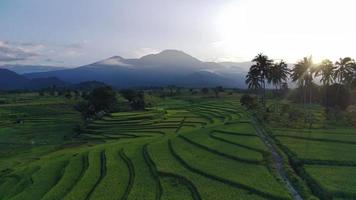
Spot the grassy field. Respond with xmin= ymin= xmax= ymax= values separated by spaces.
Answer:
xmin=269 ymin=116 xmax=356 ymax=199
xmin=0 ymin=92 xmax=354 ymax=199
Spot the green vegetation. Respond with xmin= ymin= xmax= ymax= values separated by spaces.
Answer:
xmin=1 ymin=83 xmax=355 ymax=200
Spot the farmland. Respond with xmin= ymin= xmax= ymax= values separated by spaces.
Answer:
xmin=0 ymin=92 xmax=355 ymax=200
xmin=269 ymin=125 xmax=356 ymax=199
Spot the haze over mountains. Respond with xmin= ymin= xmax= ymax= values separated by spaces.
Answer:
xmin=1 ymin=50 xmax=249 ymax=90
xmin=0 ymin=65 xmax=66 ymax=74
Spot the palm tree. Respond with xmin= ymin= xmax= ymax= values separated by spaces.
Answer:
xmin=291 ymin=56 xmax=315 ymax=128
xmin=268 ymin=60 xmax=290 ymax=91
xmin=315 ymin=59 xmax=335 ymax=86
xmin=250 ymin=53 xmax=273 ymax=105
xmin=314 ymin=59 xmax=335 ymax=107
xmin=291 ymin=56 xmax=314 ymax=105
xmin=334 ymin=57 xmax=354 ymax=85
xmin=246 ymin=67 xmax=261 ymax=91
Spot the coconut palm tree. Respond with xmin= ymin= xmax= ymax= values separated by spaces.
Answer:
xmin=246 ymin=66 xmax=261 ymax=92
xmin=268 ymin=60 xmax=290 ymax=91
xmin=314 ymin=59 xmax=335 ymax=107
xmin=250 ymin=53 xmax=273 ymax=105
xmin=315 ymin=59 xmax=335 ymax=86
xmin=291 ymin=56 xmax=314 ymax=105
xmin=334 ymin=57 xmax=354 ymax=85
xmin=291 ymin=56 xmax=315 ymax=128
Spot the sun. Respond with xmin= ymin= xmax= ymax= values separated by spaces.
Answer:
xmin=213 ymin=0 xmax=356 ymax=63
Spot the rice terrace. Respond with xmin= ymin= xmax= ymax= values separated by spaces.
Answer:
xmin=1 ymin=0 xmax=356 ymax=199
xmin=0 ymin=86 xmax=355 ymax=200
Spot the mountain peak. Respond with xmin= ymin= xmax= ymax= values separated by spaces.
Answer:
xmin=94 ymin=56 xmax=131 ymax=67
xmin=139 ymin=49 xmax=201 ymax=66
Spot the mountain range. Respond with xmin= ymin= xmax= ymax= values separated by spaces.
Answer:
xmin=0 ymin=68 xmax=68 ymax=90
xmin=1 ymin=50 xmax=250 ymax=90
xmin=0 ymin=65 xmax=66 ymax=74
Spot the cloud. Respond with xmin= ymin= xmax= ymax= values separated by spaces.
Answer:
xmin=0 ymin=40 xmax=40 ymax=62
xmin=134 ymin=47 xmax=160 ymax=57
xmin=43 ymin=58 xmax=64 ymax=64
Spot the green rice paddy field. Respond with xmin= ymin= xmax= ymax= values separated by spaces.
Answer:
xmin=0 ymin=93 xmax=355 ymax=199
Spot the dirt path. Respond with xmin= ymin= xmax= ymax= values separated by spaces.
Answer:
xmin=252 ymin=119 xmax=303 ymax=200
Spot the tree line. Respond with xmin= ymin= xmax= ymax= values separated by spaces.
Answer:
xmin=246 ymin=54 xmax=356 ymax=108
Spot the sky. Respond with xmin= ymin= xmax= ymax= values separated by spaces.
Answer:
xmin=1 ymin=0 xmax=356 ymax=67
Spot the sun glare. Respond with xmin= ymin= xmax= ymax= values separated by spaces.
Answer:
xmin=214 ymin=0 xmax=356 ymax=63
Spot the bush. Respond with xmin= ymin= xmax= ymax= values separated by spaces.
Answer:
xmin=120 ymin=89 xmax=145 ymax=110
xmin=240 ymin=94 xmax=258 ymax=110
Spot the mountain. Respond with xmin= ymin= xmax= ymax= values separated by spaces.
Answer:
xmin=0 ymin=65 xmax=66 ymax=74
xmin=25 ymin=50 xmax=248 ymax=88
xmin=0 ymin=69 xmax=68 ymax=90
xmin=0 ymin=69 xmax=30 ymax=90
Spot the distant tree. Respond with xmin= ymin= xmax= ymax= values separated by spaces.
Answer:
xmin=38 ymin=91 xmax=44 ymax=96
xmin=240 ymin=94 xmax=257 ymax=110
xmin=291 ymin=57 xmax=315 ymax=128
xmin=120 ymin=89 xmax=145 ymax=110
xmin=247 ymin=53 xmax=273 ymax=105
xmin=213 ymin=86 xmax=224 ymax=98
xmin=89 ymin=86 xmax=118 ymax=111
xmin=315 ymin=59 xmax=335 ymax=86
xmin=334 ymin=57 xmax=354 ymax=85
xmin=291 ymin=56 xmax=314 ymax=105
xmin=75 ymin=86 xmax=118 ymax=120
xmin=57 ymin=90 xmax=64 ymax=96
xmin=245 ymin=67 xmax=261 ymax=93
xmin=168 ymin=85 xmax=176 ymax=96
xmin=315 ymin=59 xmax=335 ymax=106
xmin=323 ymin=84 xmax=351 ymax=110
xmin=73 ymin=90 xmax=80 ymax=98
xmin=65 ymin=92 xmax=72 ymax=99
xmin=81 ymin=91 xmax=89 ymax=99
xmin=201 ymin=87 xmax=209 ymax=94
xmin=268 ymin=60 xmax=290 ymax=92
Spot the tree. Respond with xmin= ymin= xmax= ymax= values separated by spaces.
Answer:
xmin=315 ymin=59 xmax=335 ymax=86
xmin=213 ymin=86 xmax=224 ymax=98
xmin=268 ymin=60 xmax=290 ymax=93
xmin=245 ymin=67 xmax=261 ymax=92
xmin=323 ymin=84 xmax=351 ymax=110
xmin=315 ymin=59 xmax=335 ymax=107
xmin=240 ymin=94 xmax=257 ymax=110
xmin=120 ymin=89 xmax=145 ymax=110
xmin=65 ymin=92 xmax=72 ymax=99
xmin=334 ymin=57 xmax=354 ymax=85
xmin=291 ymin=56 xmax=314 ymax=105
xmin=201 ymin=87 xmax=209 ymax=94
xmin=291 ymin=56 xmax=315 ymax=128
xmin=248 ymin=53 xmax=273 ymax=105
xmin=75 ymin=86 xmax=118 ymax=120
xmin=89 ymin=86 xmax=118 ymax=111
xmin=168 ymin=85 xmax=176 ymax=96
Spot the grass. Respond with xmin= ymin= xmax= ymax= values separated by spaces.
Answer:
xmin=42 ymin=153 xmax=88 ymax=200
xmin=63 ymin=149 xmax=102 ymax=200
xmin=276 ymin=136 xmax=356 ymax=162
xmin=148 ymin=140 xmax=266 ymax=200
xmin=170 ymin=137 xmax=291 ymax=199
xmin=304 ymin=165 xmax=356 ymax=197
xmin=266 ymin=101 xmax=356 ymax=200
xmin=0 ymin=93 xmax=320 ymax=199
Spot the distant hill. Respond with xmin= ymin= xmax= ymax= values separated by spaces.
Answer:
xmin=0 ymin=64 xmax=66 ymax=74
xmin=0 ymin=69 xmax=30 ymax=90
xmin=25 ymin=50 xmax=249 ymax=88
xmin=0 ymin=68 xmax=68 ymax=90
